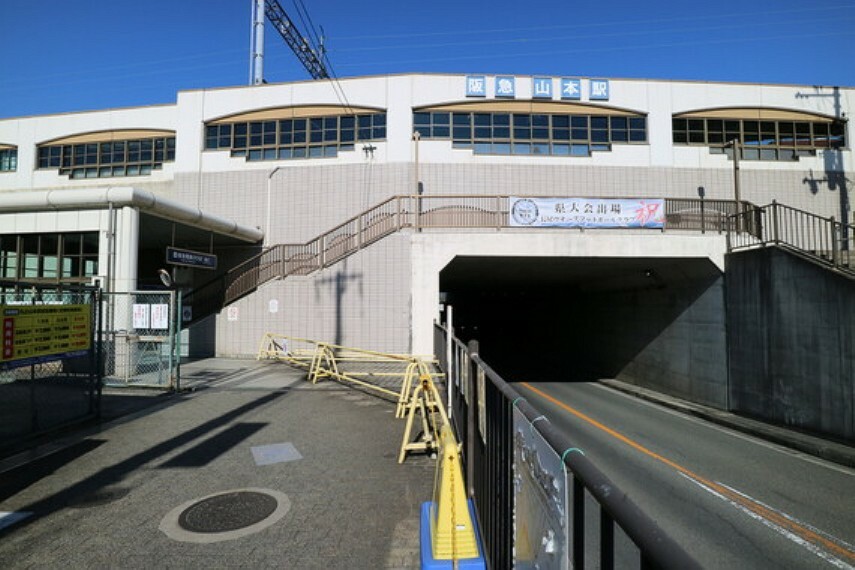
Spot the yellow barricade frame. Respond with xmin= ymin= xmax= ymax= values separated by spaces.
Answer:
xmin=257 ymin=332 xmax=481 ymax=564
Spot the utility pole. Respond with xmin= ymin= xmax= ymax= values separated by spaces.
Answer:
xmin=250 ymin=0 xmax=265 ymax=85
xmin=725 ymin=139 xmax=741 ymax=207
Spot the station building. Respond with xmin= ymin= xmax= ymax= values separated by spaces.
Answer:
xmin=0 ymin=73 xmax=851 ymax=365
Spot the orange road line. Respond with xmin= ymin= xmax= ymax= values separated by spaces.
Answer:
xmin=519 ymin=382 xmax=855 ymax=562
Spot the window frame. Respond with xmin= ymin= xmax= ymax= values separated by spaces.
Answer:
xmin=415 ymin=110 xmax=647 ymax=157
xmin=37 ymin=136 xmax=176 ymax=178
xmin=204 ymin=112 xmax=388 ymax=162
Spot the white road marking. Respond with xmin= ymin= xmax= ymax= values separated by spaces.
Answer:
xmin=0 ymin=511 xmax=33 ymax=531
xmin=719 ymin=482 xmax=855 ymax=553
xmin=679 ymin=473 xmax=855 ymax=569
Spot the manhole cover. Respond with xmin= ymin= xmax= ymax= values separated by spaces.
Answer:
xmin=160 ymin=488 xmax=291 ymax=543
xmin=178 ymin=491 xmax=278 ymax=533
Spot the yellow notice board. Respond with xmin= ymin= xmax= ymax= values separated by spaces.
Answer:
xmin=1 ymin=304 xmax=91 ymax=369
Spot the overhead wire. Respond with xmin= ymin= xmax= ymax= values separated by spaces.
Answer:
xmin=334 ymin=3 xmax=855 ymax=41
xmin=333 ymin=30 xmax=855 ymax=70
xmin=330 ymin=15 xmax=847 ymax=54
xmin=286 ymin=0 xmax=357 ymax=117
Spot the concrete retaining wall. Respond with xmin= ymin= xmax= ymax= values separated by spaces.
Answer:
xmin=726 ymin=248 xmax=855 ymax=441
xmin=580 ymin=261 xmax=728 ymax=408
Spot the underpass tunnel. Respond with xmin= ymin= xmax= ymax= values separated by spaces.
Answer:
xmin=136 ymin=213 xmax=261 ymax=291
xmin=440 ymin=256 xmax=728 ymax=406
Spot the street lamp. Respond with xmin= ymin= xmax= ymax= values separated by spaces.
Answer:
xmin=412 ymin=130 xmax=421 ymax=195
xmin=266 ymin=166 xmax=282 ymax=245
xmin=724 ymin=139 xmax=743 ymax=233
xmin=724 ymin=138 xmax=741 ymax=207
xmin=413 ymin=131 xmax=422 ymax=231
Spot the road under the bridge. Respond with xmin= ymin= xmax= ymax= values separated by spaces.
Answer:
xmin=518 ymin=381 xmax=855 ymax=569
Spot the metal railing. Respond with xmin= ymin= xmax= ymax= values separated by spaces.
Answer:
xmin=665 ymin=198 xmax=749 ymax=233
xmin=435 ymin=323 xmax=698 ymax=569
xmin=728 ymin=201 xmax=855 ymax=276
xmin=184 ymin=195 xmax=738 ymax=318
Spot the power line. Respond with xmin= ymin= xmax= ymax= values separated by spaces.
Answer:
xmin=333 ymin=3 xmax=855 ymax=42
xmin=329 ymin=16 xmax=846 ymax=54
xmin=332 ymin=30 xmax=855 ymax=72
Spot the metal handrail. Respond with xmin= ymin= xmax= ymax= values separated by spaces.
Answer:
xmin=436 ymin=323 xmax=698 ymax=569
xmin=728 ymin=201 xmax=854 ymax=276
xmin=186 ymin=195 xmax=743 ymax=320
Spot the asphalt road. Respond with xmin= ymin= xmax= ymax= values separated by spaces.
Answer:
xmin=516 ymin=381 xmax=855 ymax=569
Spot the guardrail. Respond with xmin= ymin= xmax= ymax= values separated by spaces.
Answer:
xmin=435 ymin=323 xmax=699 ymax=570
xmin=727 ymin=200 xmax=854 ymax=276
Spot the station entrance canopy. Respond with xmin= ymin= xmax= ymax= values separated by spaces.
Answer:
xmin=0 ymin=186 xmax=263 ymax=245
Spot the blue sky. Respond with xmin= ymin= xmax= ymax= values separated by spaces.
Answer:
xmin=1 ymin=1 xmax=854 ymax=118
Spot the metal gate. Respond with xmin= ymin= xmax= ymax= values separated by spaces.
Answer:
xmin=100 ymin=290 xmax=180 ymax=388
xmin=0 ymin=283 xmax=101 ymax=449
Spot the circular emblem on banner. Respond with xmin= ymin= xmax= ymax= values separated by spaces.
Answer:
xmin=511 ymin=199 xmax=539 ymax=225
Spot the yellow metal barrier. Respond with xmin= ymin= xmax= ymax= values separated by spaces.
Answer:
xmin=257 ymin=332 xmax=442 ymax=402
xmin=257 ymin=332 xmax=482 ymax=565
xmin=398 ymin=371 xmax=448 ymax=463
xmin=430 ymin=425 xmax=480 ymax=560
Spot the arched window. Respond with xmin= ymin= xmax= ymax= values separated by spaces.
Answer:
xmin=413 ymin=100 xmax=647 ymax=157
xmin=672 ymin=108 xmax=845 ymax=161
xmin=36 ymin=130 xmax=176 ymax=178
xmin=204 ymin=105 xmax=387 ymax=161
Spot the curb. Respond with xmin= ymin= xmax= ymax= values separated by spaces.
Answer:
xmin=599 ymin=379 xmax=855 ymax=469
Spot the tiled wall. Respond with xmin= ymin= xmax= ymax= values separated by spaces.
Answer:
xmin=178 ymin=160 xmax=848 ymax=356
xmin=215 ymin=233 xmax=413 ymax=357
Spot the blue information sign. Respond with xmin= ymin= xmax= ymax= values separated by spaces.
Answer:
xmin=166 ymin=247 xmax=218 ymax=270
xmin=495 ymin=76 xmax=515 ymax=98
xmin=532 ymin=77 xmax=553 ymax=99
xmin=560 ymin=78 xmax=582 ymax=100
xmin=590 ymin=79 xmax=610 ymax=100
xmin=465 ymin=75 xmax=487 ymax=97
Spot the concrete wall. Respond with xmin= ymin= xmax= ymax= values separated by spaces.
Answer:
xmin=412 ymin=231 xmax=727 ymax=356
xmin=215 ymin=233 xmax=412 ymax=358
xmin=726 ymin=248 xmax=855 ymax=441
xmin=580 ymin=262 xmax=728 ymax=407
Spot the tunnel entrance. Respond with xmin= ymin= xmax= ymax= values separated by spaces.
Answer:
xmin=440 ymin=256 xmax=727 ymax=404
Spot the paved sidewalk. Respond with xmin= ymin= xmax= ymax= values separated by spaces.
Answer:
xmin=600 ymin=379 xmax=855 ymax=468
xmin=0 ymin=358 xmax=434 ymax=569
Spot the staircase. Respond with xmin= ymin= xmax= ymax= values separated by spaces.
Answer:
xmin=183 ymin=194 xmax=750 ymax=325
xmin=728 ymin=200 xmax=855 ymax=278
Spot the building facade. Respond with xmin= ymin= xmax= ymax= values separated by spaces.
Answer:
xmin=0 ymin=74 xmax=851 ymax=357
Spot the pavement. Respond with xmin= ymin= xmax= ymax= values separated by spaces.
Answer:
xmin=3 ymin=360 xmax=852 ymax=569
xmin=0 ymin=358 xmax=435 ymax=569
xmin=600 ymin=379 xmax=855 ymax=469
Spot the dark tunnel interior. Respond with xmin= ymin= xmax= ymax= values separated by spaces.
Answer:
xmin=439 ymin=256 xmax=726 ymax=388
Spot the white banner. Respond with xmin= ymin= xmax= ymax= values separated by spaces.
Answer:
xmin=509 ymin=197 xmax=665 ymax=229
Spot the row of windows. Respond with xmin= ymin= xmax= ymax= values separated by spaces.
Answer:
xmin=0 ymin=149 xmax=16 ymax=172
xmin=672 ymin=118 xmax=845 ymax=161
xmin=37 ymin=137 xmax=176 ymax=178
xmin=414 ymin=112 xmax=646 ymax=157
xmin=0 ymin=232 xmax=99 ymax=283
xmin=2 ymin=114 xmax=848 ymax=174
xmin=205 ymin=114 xmax=387 ymax=161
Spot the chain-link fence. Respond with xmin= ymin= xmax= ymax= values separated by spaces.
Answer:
xmin=100 ymin=290 xmax=179 ymax=388
xmin=0 ymin=284 xmax=100 ymax=451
